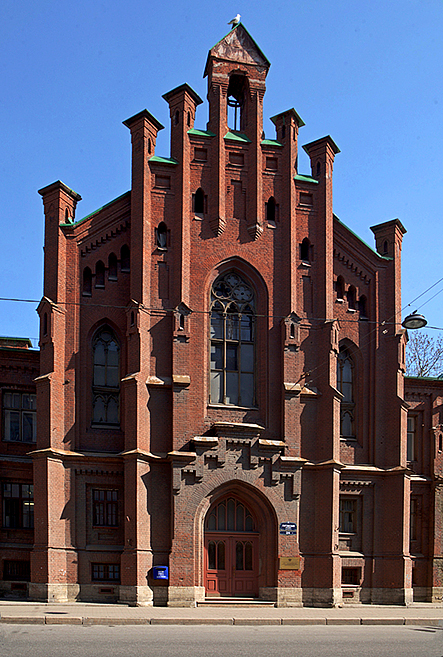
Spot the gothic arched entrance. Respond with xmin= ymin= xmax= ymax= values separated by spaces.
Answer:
xmin=204 ymin=495 xmax=259 ymax=597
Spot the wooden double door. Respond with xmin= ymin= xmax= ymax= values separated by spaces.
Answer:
xmin=204 ymin=533 xmax=259 ymax=597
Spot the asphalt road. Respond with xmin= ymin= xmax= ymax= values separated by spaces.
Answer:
xmin=1 ymin=624 xmax=443 ymax=657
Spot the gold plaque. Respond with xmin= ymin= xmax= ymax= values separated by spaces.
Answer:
xmin=279 ymin=556 xmax=300 ymax=570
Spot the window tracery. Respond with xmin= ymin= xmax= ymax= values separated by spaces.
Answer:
xmin=92 ymin=327 xmax=120 ymax=426
xmin=210 ymin=272 xmax=255 ymax=407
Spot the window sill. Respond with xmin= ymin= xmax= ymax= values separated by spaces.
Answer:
xmin=90 ymin=424 xmax=121 ymax=430
xmin=3 ymin=439 xmax=36 ymax=444
xmin=208 ymin=403 xmax=258 ymax=411
xmin=92 ymin=526 xmax=119 ymax=529
xmin=340 ymin=436 xmax=357 ymax=442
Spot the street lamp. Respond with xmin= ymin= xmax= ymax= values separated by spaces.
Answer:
xmin=402 ymin=311 xmax=427 ymax=330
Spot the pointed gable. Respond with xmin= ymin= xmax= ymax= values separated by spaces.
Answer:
xmin=204 ymin=24 xmax=270 ymax=77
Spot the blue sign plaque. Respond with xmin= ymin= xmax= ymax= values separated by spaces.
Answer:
xmin=280 ymin=522 xmax=297 ymax=535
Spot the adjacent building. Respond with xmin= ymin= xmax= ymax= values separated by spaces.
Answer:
xmin=1 ymin=25 xmax=443 ymax=606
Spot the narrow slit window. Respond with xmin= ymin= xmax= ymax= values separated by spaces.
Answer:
xmin=266 ymin=196 xmax=277 ymax=226
xmin=156 ymin=222 xmax=168 ymax=249
xmin=108 ymin=253 xmax=117 ymax=280
xmin=120 ymin=245 xmax=130 ymax=272
xmin=194 ymin=188 xmax=205 ymax=215
xmin=95 ymin=261 xmax=105 ymax=288
xmin=300 ymin=238 xmax=311 ymax=262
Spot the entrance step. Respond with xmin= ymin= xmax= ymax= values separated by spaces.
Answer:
xmin=198 ymin=598 xmax=276 ymax=607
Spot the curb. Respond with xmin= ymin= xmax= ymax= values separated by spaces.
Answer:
xmin=0 ymin=616 xmax=442 ymax=627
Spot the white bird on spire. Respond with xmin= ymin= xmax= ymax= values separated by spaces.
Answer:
xmin=228 ymin=14 xmax=241 ymax=29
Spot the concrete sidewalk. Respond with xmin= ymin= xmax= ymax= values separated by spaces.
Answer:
xmin=0 ymin=601 xmax=442 ymax=626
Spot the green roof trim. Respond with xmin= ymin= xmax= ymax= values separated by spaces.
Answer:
xmin=0 ymin=337 xmax=37 ymax=352
xmin=294 ymin=174 xmax=319 ymax=184
xmin=224 ymin=131 xmax=251 ymax=143
xmin=0 ymin=336 xmax=33 ymax=346
xmin=38 ymin=180 xmax=82 ymax=202
xmin=303 ymin=135 xmax=340 ymax=155
xmin=261 ymin=139 xmax=283 ymax=147
xmin=333 ymin=214 xmax=392 ymax=260
xmin=61 ymin=191 xmax=130 ymax=228
xmin=187 ymin=128 xmax=216 ymax=138
xmin=405 ymin=375 xmax=443 ymax=381
xmin=148 ymin=155 xmax=179 ymax=165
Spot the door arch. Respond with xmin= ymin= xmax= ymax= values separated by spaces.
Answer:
xmin=204 ymin=495 xmax=259 ymax=597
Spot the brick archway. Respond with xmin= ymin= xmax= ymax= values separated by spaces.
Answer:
xmin=204 ymin=495 xmax=259 ymax=597
xmin=200 ymin=484 xmax=278 ymax=599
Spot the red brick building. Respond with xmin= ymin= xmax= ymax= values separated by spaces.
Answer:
xmin=1 ymin=24 xmax=443 ymax=606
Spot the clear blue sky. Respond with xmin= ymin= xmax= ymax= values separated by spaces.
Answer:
xmin=1 ymin=0 xmax=442 ymax=346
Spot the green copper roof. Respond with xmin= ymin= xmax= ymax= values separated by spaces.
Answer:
xmin=303 ymin=135 xmax=340 ymax=155
xmin=61 ymin=191 xmax=130 ymax=228
xmin=0 ymin=336 xmax=33 ymax=347
xmin=148 ymin=155 xmax=179 ymax=165
xmin=261 ymin=139 xmax=283 ymax=147
xmin=294 ymin=174 xmax=319 ymax=184
xmin=224 ymin=131 xmax=251 ymax=143
xmin=334 ymin=214 xmax=392 ymax=260
xmin=187 ymin=128 xmax=216 ymax=137
xmin=405 ymin=375 xmax=443 ymax=381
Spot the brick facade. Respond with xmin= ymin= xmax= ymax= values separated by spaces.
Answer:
xmin=1 ymin=24 xmax=442 ymax=606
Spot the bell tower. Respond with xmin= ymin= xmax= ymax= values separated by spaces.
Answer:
xmin=204 ymin=23 xmax=270 ymax=139
xmin=203 ymin=24 xmax=271 ymax=237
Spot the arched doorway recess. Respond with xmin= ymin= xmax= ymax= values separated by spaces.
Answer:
xmin=204 ymin=495 xmax=259 ymax=597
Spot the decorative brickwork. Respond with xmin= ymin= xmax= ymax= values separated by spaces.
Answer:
xmin=0 ymin=24 xmax=442 ymax=607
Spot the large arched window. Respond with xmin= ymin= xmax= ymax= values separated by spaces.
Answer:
xmin=210 ymin=272 xmax=255 ymax=407
xmin=92 ymin=327 xmax=120 ymax=426
xmin=337 ymin=346 xmax=355 ymax=439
